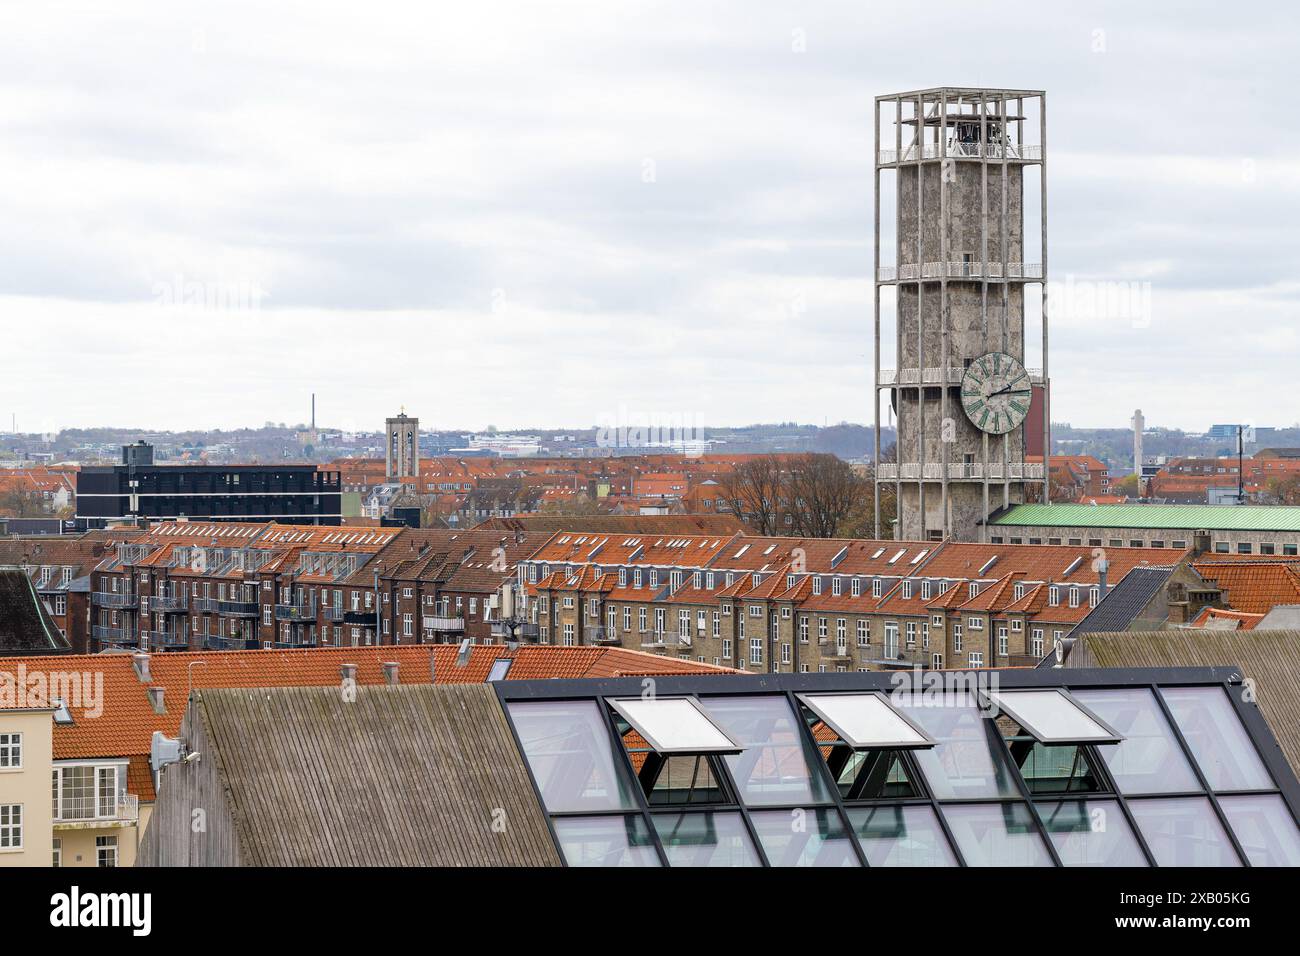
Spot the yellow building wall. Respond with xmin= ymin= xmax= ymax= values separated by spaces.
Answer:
xmin=0 ymin=710 xmax=54 ymax=868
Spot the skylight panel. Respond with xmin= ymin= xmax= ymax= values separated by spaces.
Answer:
xmin=910 ymin=549 xmax=929 ymax=565
xmin=607 ymin=698 xmax=741 ymax=754
xmin=978 ymin=556 xmax=998 ymax=576
xmin=1061 ymin=556 xmax=1083 ymax=578
xmin=871 ymin=548 xmax=885 ymax=559
xmin=734 ymin=545 xmax=750 ymax=559
xmin=984 ymin=690 xmax=1122 ymax=744
xmin=887 ymin=549 xmax=905 ymax=565
xmin=797 ymin=693 xmax=934 ymax=749
xmin=763 ymin=545 xmax=776 ymax=555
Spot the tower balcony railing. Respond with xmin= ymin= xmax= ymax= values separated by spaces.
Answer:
xmin=879 ymin=262 xmax=1043 ymax=281
xmin=878 ymin=143 xmax=1042 ymax=164
xmin=879 ymin=367 xmax=1043 ymax=387
xmin=877 ymin=462 xmax=1046 ymax=481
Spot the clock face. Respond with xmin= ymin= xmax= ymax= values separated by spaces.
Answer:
xmin=961 ymin=351 xmax=1032 ymax=435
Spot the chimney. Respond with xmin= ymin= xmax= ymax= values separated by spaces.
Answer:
xmin=1192 ymin=530 xmax=1212 ymax=558
xmin=1098 ymin=560 xmax=1109 ymax=594
xmin=147 ymin=687 xmax=165 ymax=715
xmin=132 ymin=652 xmax=152 ymax=683
xmin=340 ymin=663 xmax=358 ymax=682
xmin=382 ymin=661 xmax=400 ymax=685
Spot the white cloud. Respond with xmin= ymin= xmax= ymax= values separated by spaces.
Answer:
xmin=0 ymin=0 xmax=1297 ymax=432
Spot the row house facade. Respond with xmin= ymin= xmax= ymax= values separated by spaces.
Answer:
xmin=88 ymin=523 xmax=539 ymax=654
xmin=519 ymin=531 xmax=1185 ymax=673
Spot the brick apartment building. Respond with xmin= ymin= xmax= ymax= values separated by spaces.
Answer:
xmin=518 ymin=532 xmax=1183 ymax=673
xmin=86 ymin=523 xmax=540 ymax=653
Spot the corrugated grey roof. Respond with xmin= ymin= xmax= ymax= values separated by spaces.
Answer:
xmin=1067 ymin=630 xmax=1300 ymax=781
xmin=196 ymin=684 xmax=561 ymax=866
xmin=1068 ymin=566 xmax=1176 ymax=638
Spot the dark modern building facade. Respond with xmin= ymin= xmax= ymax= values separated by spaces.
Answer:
xmin=75 ymin=445 xmax=341 ymax=529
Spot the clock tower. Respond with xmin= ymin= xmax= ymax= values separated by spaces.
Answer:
xmin=873 ymin=88 xmax=1049 ymax=541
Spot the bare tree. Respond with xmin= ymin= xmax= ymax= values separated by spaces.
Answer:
xmin=717 ymin=456 xmax=786 ymax=535
xmin=784 ymin=454 xmax=871 ymax=538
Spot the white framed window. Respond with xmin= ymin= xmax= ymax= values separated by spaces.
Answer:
xmin=722 ymin=638 xmax=732 ymax=659
xmin=901 ymin=580 xmax=912 ymax=599
xmin=1032 ymin=628 xmax=1044 ymax=657
xmin=968 ymin=651 xmax=984 ymax=668
xmin=0 ymin=733 xmax=20 ymax=769
xmin=96 ymin=835 xmax=117 ymax=868
xmin=953 ymin=624 xmax=963 ymax=652
xmin=812 ymin=577 xmax=823 ymax=596
xmin=967 ymin=616 xmax=983 ymax=631
xmin=835 ymin=618 xmax=846 ymax=641
xmin=817 ymin=618 xmax=828 ymax=639
xmin=562 ymin=623 xmax=575 ymax=646
xmin=798 ymin=617 xmax=809 ymax=643
xmin=52 ymin=837 xmax=61 ymax=867
xmin=712 ymin=611 xmax=720 ymax=637
xmin=749 ymin=638 xmax=762 ymax=664
xmin=921 ymin=580 xmax=932 ymax=600
xmin=856 ymin=620 xmax=869 ymax=645
xmin=1048 ymin=586 xmax=1060 ymax=607
xmin=871 ymin=578 xmax=882 ymax=598
xmin=831 ymin=577 xmax=842 ymax=596
xmin=931 ymin=653 xmax=943 ymax=669
xmin=998 ymin=629 xmax=1008 ymax=656
xmin=851 ymin=578 xmax=861 ymax=597
xmin=0 ymin=804 xmax=21 ymax=850
xmin=1089 ymin=587 xmax=1100 ymax=607
xmin=905 ymin=621 xmax=917 ymax=647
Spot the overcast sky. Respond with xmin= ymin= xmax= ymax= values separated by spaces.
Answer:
xmin=2 ymin=0 xmax=1297 ymax=435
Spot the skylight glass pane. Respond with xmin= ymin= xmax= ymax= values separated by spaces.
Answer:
xmin=893 ymin=694 xmax=1019 ymax=799
xmin=799 ymin=693 xmax=931 ymax=749
xmin=847 ymin=805 xmax=958 ymax=867
xmin=507 ymin=700 xmax=637 ymax=813
xmin=942 ymin=803 xmax=1054 ymax=867
xmin=1037 ymin=799 xmax=1148 ymax=866
xmin=1127 ymin=797 xmax=1241 ymax=867
xmin=749 ymin=809 xmax=860 ymax=867
xmin=1218 ymin=795 xmax=1300 ymax=867
xmin=1159 ymin=687 xmax=1273 ymax=792
xmin=1072 ymin=689 xmax=1200 ymax=795
xmin=986 ymin=690 xmax=1119 ymax=744
xmin=552 ymin=815 xmax=661 ymax=867
xmin=608 ymin=697 xmax=739 ymax=754
xmin=652 ymin=811 xmax=762 ymax=867
xmin=702 ymin=696 xmax=834 ymax=807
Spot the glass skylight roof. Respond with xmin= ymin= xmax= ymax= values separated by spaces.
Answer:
xmin=984 ymin=689 xmax=1122 ymax=744
xmin=606 ymin=697 xmax=740 ymax=754
xmin=498 ymin=670 xmax=1300 ymax=867
xmin=798 ymin=692 xmax=934 ymax=750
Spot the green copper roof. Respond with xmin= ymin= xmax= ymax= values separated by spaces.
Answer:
xmin=990 ymin=504 xmax=1300 ymax=532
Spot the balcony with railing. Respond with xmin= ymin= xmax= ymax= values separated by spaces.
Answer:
xmin=877 ymin=261 xmax=1043 ymax=282
xmin=877 ymin=142 xmax=1042 ymax=165
xmin=876 ymin=461 xmax=1046 ymax=481
xmin=878 ymin=367 xmax=1043 ymax=388
xmin=275 ymin=600 xmax=317 ymax=622
xmin=92 ymin=592 xmax=137 ymax=609
xmin=92 ymin=625 xmax=135 ymax=645
xmin=203 ymin=635 xmax=260 ymax=651
xmin=422 ymin=615 xmax=466 ymax=633
xmin=322 ymin=606 xmax=345 ymax=622
xmin=639 ymin=631 xmax=668 ymax=649
xmin=144 ymin=631 xmax=190 ymax=650
xmin=53 ymin=793 xmax=139 ymax=828
xmin=193 ymin=597 xmax=220 ymax=613
xmin=148 ymin=594 xmax=186 ymax=613
xmin=217 ymin=599 xmax=259 ymax=617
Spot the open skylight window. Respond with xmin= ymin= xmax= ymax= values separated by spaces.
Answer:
xmin=984 ymin=690 xmax=1122 ymax=745
xmin=607 ymin=697 xmax=741 ymax=754
xmin=798 ymin=693 xmax=935 ymax=749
